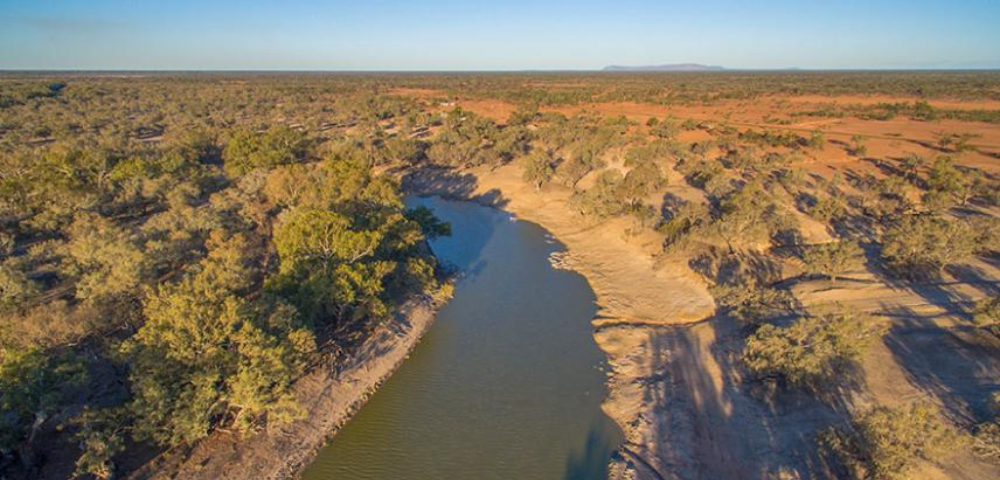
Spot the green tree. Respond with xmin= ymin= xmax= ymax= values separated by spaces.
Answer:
xmin=0 ymin=347 xmax=87 ymax=453
xmin=405 ymin=206 xmax=452 ymax=239
xmin=881 ymin=215 xmax=978 ymax=278
xmin=650 ymin=116 xmax=680 ymax=139
xmin=62 ymin=213 xmax=148 ymax=302
xmin=711 ymin=278 xmax=792 ymax=326
xmin=521 ymin=150 xmax=556 ymax=190
xmin=568 ymin=170 xmax=627 ymax=218
xmin=620 ymin=161 xmax=665 ymax=206
xmin=820 ymin=403 xmax=960 ymax=480
xmin=743 ymin=305 xmax=885 ymax=387
xmin=924 ymin=156 xmax=971 ymax=207
xmin=73 ymin=408 xmax=126 ymax=480
xmin=900 ymin=153 xmax=924 ymax=182
xmin=658 ymin=202 xmax=710 ymax=253
xmin=802 ymin=240 xmax=864 ymax=283
xmin=124 ymin=233 xmax=315 ymax=446
xmin=223 ymin=127 xmax=308 ymax=177
xmin=0 ymin=260 xmax=40 ymax=312
xmin=274 ymin=209 xmax=383 ymax=267
xmin=711 ymin=182 xmax=783 ymax=252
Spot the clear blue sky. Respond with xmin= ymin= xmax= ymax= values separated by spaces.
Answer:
xmin=2 ymin=0 xmax=999 ymax=70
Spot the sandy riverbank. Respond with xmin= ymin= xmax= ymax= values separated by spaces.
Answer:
xmin=131 ymin=296 xmax=441 ymax=480
xmin=404 ymin=164 xmax=719 ymax=480
xmin=405 ymin=162 xmax=1000 ymax=480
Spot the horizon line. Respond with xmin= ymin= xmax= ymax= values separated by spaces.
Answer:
xmin=2 ymin=67 xmax=1000 ymax=75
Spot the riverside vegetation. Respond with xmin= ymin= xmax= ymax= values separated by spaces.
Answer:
xmin=2 ymin=72 xmax=1000 ymax=480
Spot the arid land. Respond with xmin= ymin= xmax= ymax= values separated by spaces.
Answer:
xmin=400 ymin=86 xmax=1000 ymax=480
xmin=3 ymin=72 xmax=1000 ymax=480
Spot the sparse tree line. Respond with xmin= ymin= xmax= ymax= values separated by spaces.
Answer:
xmin=504 ymin=101 xmax=1000 ymax=479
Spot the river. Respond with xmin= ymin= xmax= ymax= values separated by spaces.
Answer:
xmin=299 ymin=196 xmax=622 ymax=480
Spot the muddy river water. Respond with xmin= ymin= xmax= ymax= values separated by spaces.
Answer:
xmin=300 ymin=196 xmax=622 ymax=480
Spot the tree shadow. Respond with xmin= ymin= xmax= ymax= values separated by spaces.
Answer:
xmin=400 ymin=166 xmax=510 ymax=208
xmin=945 ymin=263 xmax=1000 ymax=299
xmin=563 ymin=422 xmax=619 ymax=480
xmin=632 ymin=319 xmax=843 ymax=480
xmin=688 ymin=248 xmax=787 ymax=288
xmin=883 ymin=306 xmax=1000 ymax=425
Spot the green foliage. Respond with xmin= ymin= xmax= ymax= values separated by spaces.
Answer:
xmin=923 ymin=156 xmax=972 ymax=207
xmin=406 ymin=206 xmax=452 ymax=239
xmin=808 ymin=130 xmax=826 ymax=150
xmin=820 ymin=403 xmax=960 ymax=480
xmin=275 ymin=209 xmax=383 ymax=267
xmin=677 ymin=157 xmax=727 ymax=194
xmin=880 ymin=215 xmax=979 ymax=278
xmin=270 ymin=208 xmax=391 ymax=321
xmin=4 ymin=70 xmax=999 ymax=478
xmin=972 ymin=296 xmax=1000 ymax=335
xmin=806 ymin=194 xmax=847 ymax=222
xmin=802 ymin=240 xmax=864 ymax=283
xmin=265 ymin=158 xmax=441 ymax=324
xmin=73 ymin=408 xmax=126 ymax=480
xmin=849 ymin=134 xmax=868 ymax=157
xmin=649 ymin=116 xmax=680 ymax=139
xmin=223 ymin=127 xmax=308 ymax=177
xmin=625 ymin=139 xmax=682 ymax=167
xmin=711 ymin=278 xmax=792 ymax=326
xmin=568 ymin=170 xmax=627 ymax=218
xmin=265 ymin=158 xmax=402 ymax=212
xmin=0 ymin=260 xmax=40 ymax=312
xmin=658 ymin=202 xmax=710 ymax=252
xmin=743 ymin=306 xmax=885 ymax=387
xmin=425 ymin=110 xmax=518 ymax=168
xmin=124 ymin=233 xmax=316 ymax=446
xmin=900 ymin=153 xmax=925 ymax=181
xmin=539 ymin=115 xmax=624 ymax=188
xmin=973 ymin=419 xmax=1000 ymax=464
xmin=711 ymin=182 xmax=787 ymax=251
xmin=971 ymin=174 xmax=1000 ymax=206
xmin=935 ymin=132 xmax=980 ymax=154
xmin=620 ymin=161 xmax=666 ymax=205
xmin=62 ymin=213 xmax=149 ymax=302
xmin=521 ymin=150 xmax=556 ymax=190
xmin=0 ymin=347 xmax=87 ymax=450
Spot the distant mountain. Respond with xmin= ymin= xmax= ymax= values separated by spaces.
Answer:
xmin=602 ymin=63 xmax=726 ymax=72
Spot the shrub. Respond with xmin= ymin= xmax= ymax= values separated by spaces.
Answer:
xmin=973 ymin=420 xmax=1000 ymax=464
xmin=850 ymin=134 xmax=868 ymax=157
xmin=743 ymin=305 xmax=885 ymax=387
xmin=820 ymin=403 xmax=960 ymax=480
xmin=802 ymin=240 xmax=864 ymax=283
xmin=568 ymin=170 xmax=627 ymax=218
xmin=925 ymin=156 xmax=971 ymax=206
xmin=808 ymin=130 xmax=826 ymax=150
xmin=972 ymin=296 xmax=1000 ymax=335
xmin=658 ymin=202 xmax=710 ymax=251
xmin=711 ymin=277 xmax=792 ymax=326
xmin=806 ymin=194 xmax=847 ymax=222
xmin=880 ymin=215 xmax=978 ymax=278
xmin=521 ymin=150 xmax=556 ymax=190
